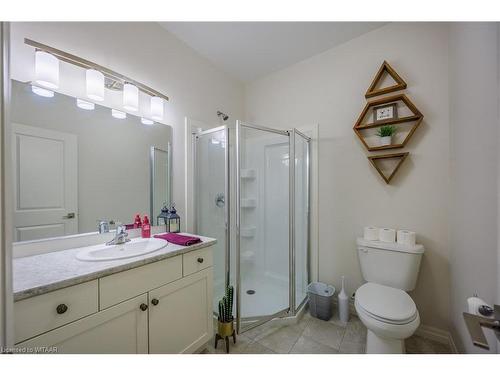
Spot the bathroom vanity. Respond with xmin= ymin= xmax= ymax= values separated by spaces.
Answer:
xmin=12 ymin=235 xmax=215 ymax=354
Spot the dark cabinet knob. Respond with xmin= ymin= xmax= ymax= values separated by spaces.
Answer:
xmin=139 ymin=303 xmax=148 ymax=311
xmin=197 ymin=257 xmax=204 ymax=263
xmin=151 ymin=298 xmax=159 ymax=306
xmin=56 ymin=304 xmax=68 ymax=314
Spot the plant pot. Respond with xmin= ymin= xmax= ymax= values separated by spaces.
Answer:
xmin=217 ymin=319 xmax=234 ymax=338
xmin=379 ymin=136 xmax=392 ymax=146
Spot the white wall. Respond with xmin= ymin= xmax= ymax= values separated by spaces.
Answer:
xmin=245 ymin=23 xmax=451 ymax=330
xmin=449 ymin=23 xmax=498 ymax=353
xmin=9 ymin=22 xmax=244 ymax=229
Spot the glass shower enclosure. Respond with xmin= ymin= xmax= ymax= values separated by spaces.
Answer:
xmin=194 ymin=121 xmax=310 ymax=333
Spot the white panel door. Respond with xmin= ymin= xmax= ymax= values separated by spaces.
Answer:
xmin=12 ymin=124 xmax=78 ymax=241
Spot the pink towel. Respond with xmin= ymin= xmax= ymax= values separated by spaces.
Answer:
xmin=154 ymin=233 xmax=202 ymax=246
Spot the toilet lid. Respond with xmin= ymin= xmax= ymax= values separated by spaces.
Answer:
xmin=356 ymin=283 xmax=417 ymax=323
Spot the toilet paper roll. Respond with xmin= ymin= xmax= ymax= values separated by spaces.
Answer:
xmin=379 ymin=228 xmax=396 ymax=243
xmin=363 ymin=226 xmax=379 ymax=241
xmin=397 ymin=230 xmax=416 ymax=246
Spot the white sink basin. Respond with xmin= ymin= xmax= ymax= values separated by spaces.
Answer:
xmin=76 ymin=237 xmax=168 ymax=262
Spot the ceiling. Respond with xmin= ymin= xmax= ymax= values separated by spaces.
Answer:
xmin=159 ymin=22 xmax=387 ymax=82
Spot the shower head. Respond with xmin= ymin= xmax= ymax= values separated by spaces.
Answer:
xmin=217 ymin=111 xmax=229 ymax=121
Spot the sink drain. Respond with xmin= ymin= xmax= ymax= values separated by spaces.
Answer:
xmin=246 ymin=289 xmax=256 ymax=295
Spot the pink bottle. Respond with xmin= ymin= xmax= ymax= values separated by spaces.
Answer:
xmin=141 ymin=215 xmax=151 ymax=238
xmin=133 ymin=214 xmax=142 ymax=229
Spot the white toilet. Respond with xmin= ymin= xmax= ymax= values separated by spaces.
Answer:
xmin=354 ymin=237 xmax=425 ymax=354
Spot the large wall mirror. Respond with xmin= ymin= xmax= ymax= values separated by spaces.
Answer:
xmin=10 ymin=80 xmax=172 ymax=242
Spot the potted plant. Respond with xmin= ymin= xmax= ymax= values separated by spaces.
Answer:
xmin=376 ymin=125 xmax=396 ymax=146
xmin=215 ymin=285 xmax=236 ymax=353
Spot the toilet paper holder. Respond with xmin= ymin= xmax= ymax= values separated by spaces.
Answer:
xmin=463 ymin=304 xmax=500 ymax=350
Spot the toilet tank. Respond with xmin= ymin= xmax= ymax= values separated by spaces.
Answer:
xmin=356 ymin=238 xmax=425 ymax=291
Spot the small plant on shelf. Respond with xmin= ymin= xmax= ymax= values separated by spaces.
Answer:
xmin=376 ymin=125 xmax=396 ymax=146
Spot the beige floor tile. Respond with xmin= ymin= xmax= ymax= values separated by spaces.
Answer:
xmin=302 ymin=317 xmax=345 ymax=350
xmin=206 ymin=333 xmax=253 ymax=354
xmin=241 ymin=320 xmax=277 ymax=340
xmin=290 ymin=335 xmax=340 ymax=354
xmin=240 ymin=341 xmax=276 ymax=354
xmin=257 ymin=325 xmax=303 ymax=354
xmin=343 ymin=316 xmax=367 ymax=343
xmin=405 ymin=335 xmax=452 ymax=354
xmin=339 ymin=339 xmax=366 ymax=354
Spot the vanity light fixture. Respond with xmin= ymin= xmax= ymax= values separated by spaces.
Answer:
xmin=76 ymin=98 xmax=95 ymax=110
xmin=112 ymin=109 xmax=127 ymax=119
xmin=31 ymin=85 xmax=54 ymax=98
xmin=150 ymin=96 xmax=164 ymax=121
xmin=141 ymin=118 xmax=154 ymax=126
xmin=86 ymin=69 xmax=105 ymax=101
xmin=123 ymin=83 xmax=139 ymax=112
xmin=34 ymin=50 xmax=59 ymax=89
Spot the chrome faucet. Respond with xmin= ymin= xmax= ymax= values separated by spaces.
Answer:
xmin=106 ymin=223 xmax=130 ymax=246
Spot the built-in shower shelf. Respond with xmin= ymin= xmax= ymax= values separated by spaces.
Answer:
xmin=241 ymin=198 xmax=257 ymax=208
xmin=241 ymin=250 xmax=255 ymax=260
xmin=240 ymin=226 xmax=256 ymax=238
xmin=241 ymin=169 xmax=256 ymax=179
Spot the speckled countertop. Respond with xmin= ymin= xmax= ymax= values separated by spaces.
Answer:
xmin=13 ymin=234 xmax=216 ymax=302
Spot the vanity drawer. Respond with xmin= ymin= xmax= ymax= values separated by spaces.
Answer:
xmin=14 ymin=280 xmax=98 ymax=343
xmin=99 ymin=255 xmax=182 ymax=309
xmin=183 ymin=246 xmax=213 ymax=276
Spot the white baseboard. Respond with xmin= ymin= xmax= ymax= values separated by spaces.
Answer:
xmin=415 ymin=324 xmax=458 ymax=353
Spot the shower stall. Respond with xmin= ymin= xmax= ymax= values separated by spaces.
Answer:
xmin=193 ymin=121 xmax=310 ymax=333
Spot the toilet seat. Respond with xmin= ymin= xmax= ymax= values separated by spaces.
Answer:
xmin=355 ymin=282 xmax=417 ymax=325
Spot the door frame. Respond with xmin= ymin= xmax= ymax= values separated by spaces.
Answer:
xmin=0 ymin=21 xmax=13 ymax=349
xmin=292 ymin=128 xmax=312 ymax=315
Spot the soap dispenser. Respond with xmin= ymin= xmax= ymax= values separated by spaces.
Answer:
xmin=338 ymin=276 xmax=349 ymax=324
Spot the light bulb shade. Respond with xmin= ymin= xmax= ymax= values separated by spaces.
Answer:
xmin=123 ymin=83 xmax=139 ymax=111
xmin=86 ymin=69 xmax=105 ymax=101
xmin=150 ymin=96 xmax=164 ymax=121
xmin=31 ymin=85 xmax=54 ymax=98
xmin=77 ymin=98 xmax=95 ymax=110
xmin=112 ymin=109 xmax=127 ymax=119
xmin=35 ymin=51 xmax=59 ymax=89
xmin=141 ymin=118 xmax=154 ymax=125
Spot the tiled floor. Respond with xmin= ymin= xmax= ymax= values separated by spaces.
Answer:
xmin=202 ymin=311 xmax=453 ymax=354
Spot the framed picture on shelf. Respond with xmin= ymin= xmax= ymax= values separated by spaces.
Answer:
xmin=372 ymin=102 xmax=398 ymax=123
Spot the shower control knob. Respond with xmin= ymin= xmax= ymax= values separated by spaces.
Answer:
xmin=139 ymin=303 xmax=148 ymax=311
xmin=197 ymin=257 xmax=204 ymax=263
xmin=151 ymin=298 xmax=159 ymax=306
xmin=56 ymin=304 xmax=68 ymax=314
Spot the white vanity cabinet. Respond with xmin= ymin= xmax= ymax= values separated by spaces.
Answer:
xmin=14 ymin=246 xmax=213 ymax=354
xmin=16 ymin=294 xmax=149 ymax=354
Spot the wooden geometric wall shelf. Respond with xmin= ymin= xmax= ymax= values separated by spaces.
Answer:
xmin=365 ymin=61 xmax=407 ymax=98
xmin=353 ymin=93 xmax=423 ymax=152
xmin=368 ymin=152 xmax=409 ymax=184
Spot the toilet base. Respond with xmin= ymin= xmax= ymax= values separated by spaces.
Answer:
xmin=366 ymin=330 xmax=405 ymax=354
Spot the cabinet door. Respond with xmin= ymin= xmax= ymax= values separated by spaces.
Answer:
xmin=15 ymin=294 xmax=148 ymax=354
xmin=148 ymin=267 xmax=213 ymax=354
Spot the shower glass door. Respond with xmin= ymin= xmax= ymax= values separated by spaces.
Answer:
xmin=236 ymin=121 xmax=290 ymax=333
xmin=194 ymin=126 xmax=229 ymax=314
